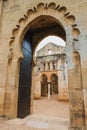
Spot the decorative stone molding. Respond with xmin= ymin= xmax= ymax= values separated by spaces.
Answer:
xmin=8 ymin=2 xmax=80 ymax=61
xmin=66 ymin=15 xmax=76 ymax=25
xmin=8 ymin=48 xmax=14 ymax=62
xmin=72 ymin=40 xmax=80 ymax=53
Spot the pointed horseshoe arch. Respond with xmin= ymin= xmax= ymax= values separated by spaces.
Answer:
xmin=5 ymin=3 xmax=85 ymax=130
xmin=9 ymin=2 xmax=80 ymax=60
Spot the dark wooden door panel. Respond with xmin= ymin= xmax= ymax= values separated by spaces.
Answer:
xmin=17 ymin=38 xmax=32 ymax=118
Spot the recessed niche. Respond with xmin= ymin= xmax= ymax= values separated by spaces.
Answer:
xmin=19 ymin=18 xmax=25 ymax=25
xmin=58 ymin=6 xmax=67 ymax=13
xmin=9 ymin=40 xmax=14 ymax=46
xmin=66 ymin=15 xmax=76 ymax=25
xmin=12 ymin=28 xmax=19 ymax=36
xmin=37 ymin=3 xmax=44 ymax=10
xmin=27 ymin=9 xmax=34 ymax=16
xmin=72 ymin=28 xmax=80 ymax=37
xmin=48 ymin=2 xmax=56 ymax=9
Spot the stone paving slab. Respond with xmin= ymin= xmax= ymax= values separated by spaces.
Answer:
xmin=0 ymin=114 xmax=69 ymax=130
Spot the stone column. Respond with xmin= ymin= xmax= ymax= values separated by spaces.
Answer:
xmin=0 ymin=59 xmax=8 ymax=116
xmin=48 ymin=62 xmax=50 ymax=70
xmin=48 ymin=83 xmax=50 ymax=100
xmin=79 ymin=37 xmax=87 ymax=129
xmin=81 ymin=61 xmax=87 ymax=129
xmin=68 ymin=53 xmax=85 ymax=129
xmin=45 ymin=62 xmax=48 ymax=71
xmin=33 ymin=80 xmax=41 ymax=99
xmin=40 ymin=63 xmax=43 ymax=71
xmin=57 ymin=59 xmax=66 ymax=101
xmin=50 ymin=62 xmax=53 ymax=70
xmin=4 ymin=58 xmax=19 ymax=119
xmin=58 ymin=69 xmax=65 ymax=101
xmin=64 ymin=26 xmax=85 ymax=129
xmin=65 ymin=63 xmax=68 ymax=87
xmin=57 ymin=59 xmax=62 ymax=70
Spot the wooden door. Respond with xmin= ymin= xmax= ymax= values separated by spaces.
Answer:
xmin=17 ymin=38 xmax=32 ymax=118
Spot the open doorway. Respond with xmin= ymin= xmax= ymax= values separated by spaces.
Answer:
xmin=4 ymin=3 xmax=84 ymax=129
xmin=50 ymin=73 xmax=58 ymax=94
xmin=40 ymin=74 xmax=48 ymax=96
xmin=33 ymin=36 xmax=69 ymax=119
xmin=17 ymin=14 xmax=69 ymax=122
xmin=17 ymin=32 xmax=32 ymax=118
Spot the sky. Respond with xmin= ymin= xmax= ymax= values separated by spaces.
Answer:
xmin=36 ymin=36 xmax=66 ymax=52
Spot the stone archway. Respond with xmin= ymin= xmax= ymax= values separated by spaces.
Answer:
xmin=4 ymin=2 xmax=85 ymax=129
xmin=40 ymin=74 xmax=48 ymax=97
xmin=50 ymin=74 xmax=58 ymax=94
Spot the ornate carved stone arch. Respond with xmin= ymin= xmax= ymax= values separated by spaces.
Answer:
xmin=8 ymin=2 xmax=80 ymax=62
xmin=5 ymin=4 xmax=85 ymax=129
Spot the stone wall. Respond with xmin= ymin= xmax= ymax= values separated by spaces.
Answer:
xmin=0 ymin=0 xmax=87 ymax=129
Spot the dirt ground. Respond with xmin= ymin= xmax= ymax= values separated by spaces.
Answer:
xmin=33 ymin=94 xmax=69 ymax=118
xmin=0 ymin=94 xmax=69 ymax=130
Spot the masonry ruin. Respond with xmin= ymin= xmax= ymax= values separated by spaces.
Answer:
xmin=0 ymin=0 xmax=87 ymax=130
xmin=33 ymin=42 xmax=69 ymax=101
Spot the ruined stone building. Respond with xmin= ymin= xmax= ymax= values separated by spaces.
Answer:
xmin=33 ymin=42 xmax=69 ymax=101
xmin=0 ymin=0 xmax=87 ymax=129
